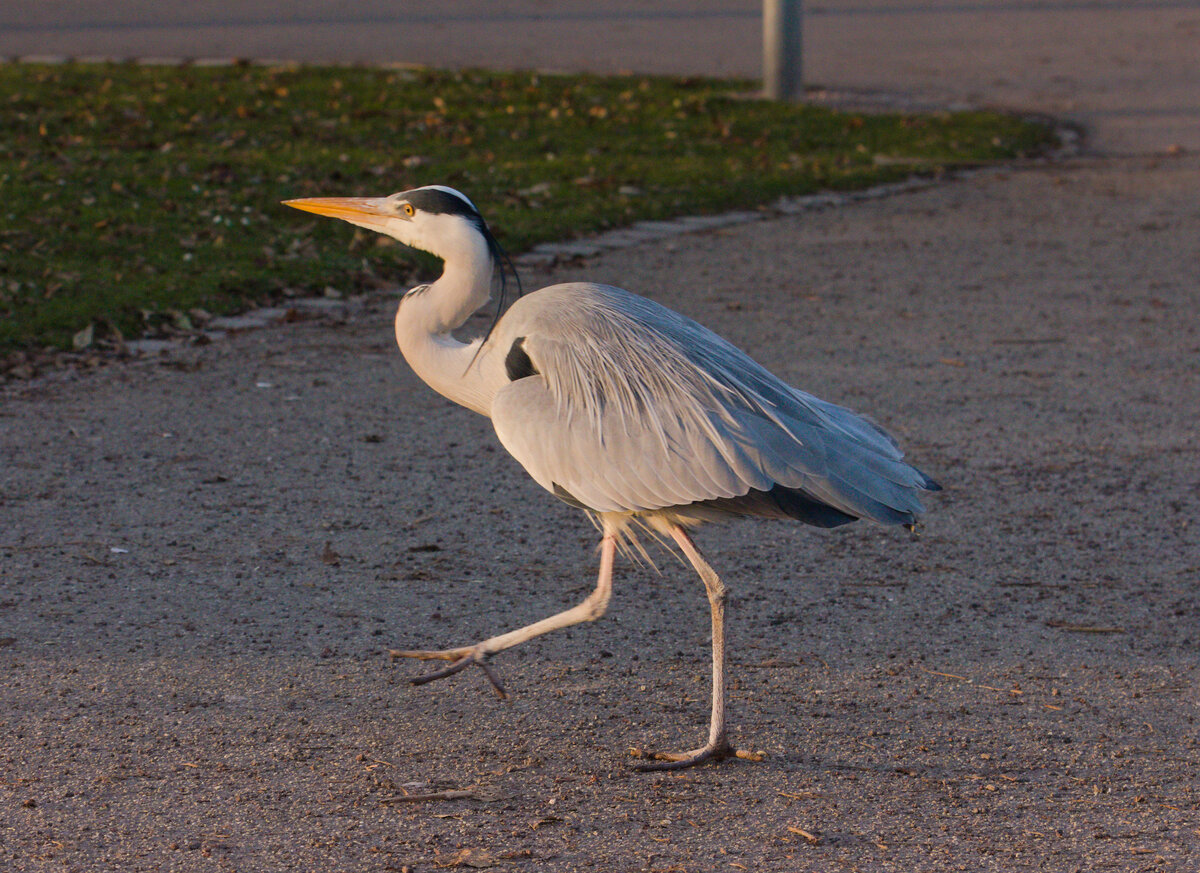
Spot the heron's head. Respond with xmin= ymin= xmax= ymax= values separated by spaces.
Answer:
xmin=283 ymin=185 xmax=500 ymax=266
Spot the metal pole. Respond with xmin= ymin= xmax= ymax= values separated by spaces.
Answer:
xmin=763 ymin=0 xmax=803 ymax=100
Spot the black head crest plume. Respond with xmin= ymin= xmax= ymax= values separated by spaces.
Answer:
xmin=469 ymin=215 xmax=523 ymax=371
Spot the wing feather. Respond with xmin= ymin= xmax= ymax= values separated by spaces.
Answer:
xmin=488 ymin=283 xmax=938 ymax=524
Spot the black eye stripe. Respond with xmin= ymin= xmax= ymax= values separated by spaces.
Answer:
xmin=403 ymin=188 xmax=480 ymax=218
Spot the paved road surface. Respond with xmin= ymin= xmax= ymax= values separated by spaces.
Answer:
xmin=2 ymin=0 xmax=1198 ymax=154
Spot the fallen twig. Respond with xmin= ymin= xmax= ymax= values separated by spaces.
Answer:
xmin=787 ymin=825 xmax=821 ymax=845
xmin=920 ymin=667 xmax=969 ymax=681
xmin=381 ymin=785 xmax=505 ymax=804
xmin=1045 ymin=621 xmax=1125 ymax=633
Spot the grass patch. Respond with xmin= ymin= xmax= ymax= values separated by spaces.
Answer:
xmin=0 ymin=62 xmax=1055 ymax=351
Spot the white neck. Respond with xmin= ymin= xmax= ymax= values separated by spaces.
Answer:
xmin=392 ymin=221 xmax=498 ymax=416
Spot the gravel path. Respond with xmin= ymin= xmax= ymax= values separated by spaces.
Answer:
xmin=4 ymin=154 xmax=1198 ymax=871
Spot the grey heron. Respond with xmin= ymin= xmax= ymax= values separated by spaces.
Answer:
xmin=283 ymin=185 xmax=940 ymax=770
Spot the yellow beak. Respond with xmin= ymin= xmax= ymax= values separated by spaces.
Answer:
xmin=281 ymin=196 xmax=393 ymax=229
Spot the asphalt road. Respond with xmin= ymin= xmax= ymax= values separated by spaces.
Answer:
xmin=2 ymin=3 xmax=1199 ymax=872
xmin=2 ymin=0 xmax=1199 ymax=155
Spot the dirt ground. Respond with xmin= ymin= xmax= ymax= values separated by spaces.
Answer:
xmin=3 ymin=154 xmax=1199 ymax=871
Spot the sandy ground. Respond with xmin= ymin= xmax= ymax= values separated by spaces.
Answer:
xmin=3 ymin=152 xmax=1198 ymax=870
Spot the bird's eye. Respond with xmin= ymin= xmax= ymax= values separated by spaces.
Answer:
xmin=401 ymin=202 xmax=415 ymax=217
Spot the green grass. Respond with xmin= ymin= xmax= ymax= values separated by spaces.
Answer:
xmin=0 ymin=62 xmax=1055 ymax=351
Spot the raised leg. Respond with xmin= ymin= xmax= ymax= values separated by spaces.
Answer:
xmin=390 ymin=531 xmax=617 ymax=698
xmin=633 ymin=524 xmax=759 ymax=770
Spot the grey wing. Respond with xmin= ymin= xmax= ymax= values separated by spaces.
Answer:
xmin=492 ymin=375 xmax=758 ymax=514
xmin=489 ymin=283 xmax=939 ymax=525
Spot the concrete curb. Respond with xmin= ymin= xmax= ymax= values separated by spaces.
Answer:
xmin=513 ymin=181 xmax=933 ymax=268
xmin=3 ymin=55 xmax=1078 ymax=367
xmin=117 ymin=168 xmax=1032 ymax=360
xmin=119 ymin=175 xmax=946 ymax=359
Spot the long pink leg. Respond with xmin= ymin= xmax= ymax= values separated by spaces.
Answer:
xmin=634 ymin=525 xmax=759 ymax=770
xmin=391 ymin=532 xmax=617 ymax=698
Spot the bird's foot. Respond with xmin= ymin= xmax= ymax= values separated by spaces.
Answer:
xmin=629 ymin=738 xmax=765 ymax=771
xmin=388 ymin=644 xmax=507 ymax=699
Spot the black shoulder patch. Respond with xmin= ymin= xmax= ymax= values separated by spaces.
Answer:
xmin=505 ymin=336 xmax=539 ymax=381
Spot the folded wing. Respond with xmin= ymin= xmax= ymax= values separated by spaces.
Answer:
xmin=489 ymin=283 xmax=939 ymax=526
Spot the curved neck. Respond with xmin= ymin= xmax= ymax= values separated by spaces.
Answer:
xmin=392 ymin=233 xmax=497 ymax=416
xmin=418 ymin=223 xmax=495 ymax=334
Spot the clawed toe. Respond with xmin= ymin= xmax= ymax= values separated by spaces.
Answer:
xmin=389 ymin=646 xmax=508 ymax=699
xmin=389 ymin=645 xmax=473 ymax=663
xmin=631 ymin=743 xmax=729 ymax=771
xmin=630 ymin=741 xmax=763 ymax=771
